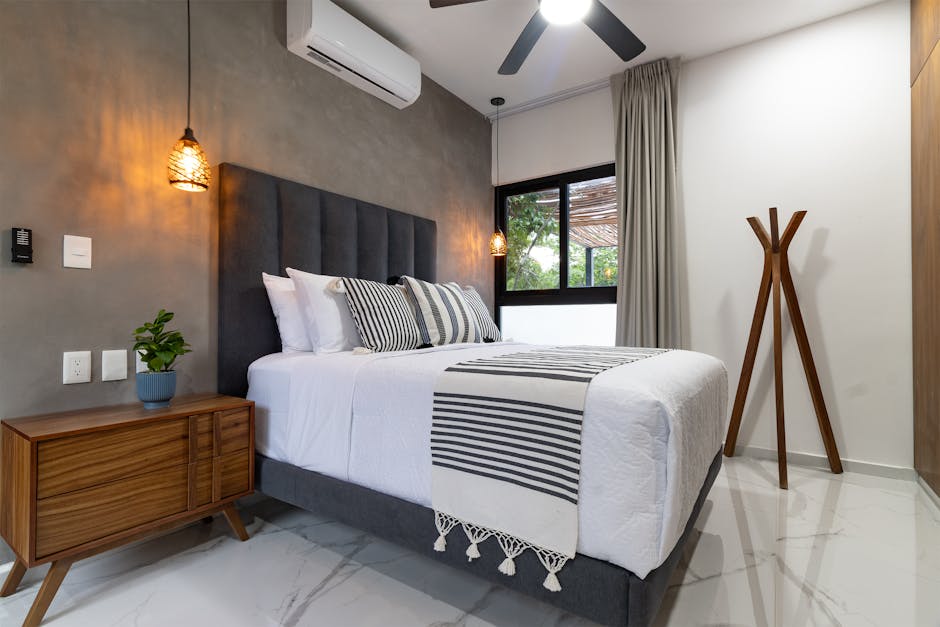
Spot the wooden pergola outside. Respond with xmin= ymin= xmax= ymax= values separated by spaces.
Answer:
xmin=538 ymin=177 xmax=618 ymax=286
xmin=537 ymin=177 xmax=619 ymax=248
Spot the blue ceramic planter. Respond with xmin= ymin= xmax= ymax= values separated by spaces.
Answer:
xmin=136 ymin=371 xmax=177 ymax=409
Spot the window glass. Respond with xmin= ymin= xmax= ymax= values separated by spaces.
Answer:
xmin=505 ymin=188 xmax=560 ymax=291
xmin=567 ymin=176 xmax=618 ymax=288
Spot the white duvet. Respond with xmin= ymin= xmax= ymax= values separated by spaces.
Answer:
xmin=247 ymin=342 xmax=727 ymax=578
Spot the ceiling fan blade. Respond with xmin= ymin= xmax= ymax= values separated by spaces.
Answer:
xmin=429 ymin=0 xmax=486 ymax=8
xmin=498 ymin=10 xmax=549 ymax=75
xmin=582 ymin=0 xmax=646 ymax=62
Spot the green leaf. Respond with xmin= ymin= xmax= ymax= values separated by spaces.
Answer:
xmin=133 ymin=309 xmax=189 ymax=371
xmin=156 ymin=351 xmax=175 ymax=365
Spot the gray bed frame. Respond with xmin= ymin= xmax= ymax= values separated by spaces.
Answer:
xmin=217 ymin=163 xmax=720 ymax=626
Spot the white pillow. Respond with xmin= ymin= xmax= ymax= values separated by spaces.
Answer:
xmin=262 ymin=273 xmax=313 ymax=352
xmin=286 ymin=268 xmax=361 ymax=353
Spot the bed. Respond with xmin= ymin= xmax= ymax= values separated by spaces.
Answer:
xmin=218 ymin=163 xmax=727 ymax=626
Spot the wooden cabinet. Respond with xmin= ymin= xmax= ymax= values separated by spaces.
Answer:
xmin=913 ymin=0 xmax=940 ymax=85
xmin=0 ymin=394 xmax=254 ymax=627
xmin=913 ymin=0 xmax=940 ymax=500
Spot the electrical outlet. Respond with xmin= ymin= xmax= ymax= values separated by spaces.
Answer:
xmin=63 ymin=351 xmax=91 ymax=384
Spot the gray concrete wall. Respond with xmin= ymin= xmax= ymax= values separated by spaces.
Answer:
xmin=0 ymin=1 xmax=493 ymax=423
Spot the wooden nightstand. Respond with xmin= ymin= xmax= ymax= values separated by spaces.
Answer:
xmin=0 ymin=393 xmax=254 ymax=627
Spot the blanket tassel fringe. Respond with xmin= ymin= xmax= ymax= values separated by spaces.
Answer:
xmin=535 ymin=549 xmax=567 ymax=593
xmin=433 ymin=512 xmax=458 ymax=552
xmin=432 ymin=513 xmax=569 ymax=592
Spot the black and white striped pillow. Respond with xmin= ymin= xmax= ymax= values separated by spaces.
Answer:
xmin=400 ymin=276 xmax=481 ymax=346
xmin=341 ymin=278 xmax=422 ymax=352
xmin=462 ymin=286 xmax=501 ymax=342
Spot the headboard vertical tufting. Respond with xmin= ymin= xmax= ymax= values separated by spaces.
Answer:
xmin=217 ymin=163 xmax=437 ymax=397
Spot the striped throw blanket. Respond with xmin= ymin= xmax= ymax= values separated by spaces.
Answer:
xmin=430 ymin=346 xmax=666 ymax=591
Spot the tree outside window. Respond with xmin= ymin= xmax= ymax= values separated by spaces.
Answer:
xmin=502 ymin=170 xmax=618 ymax=295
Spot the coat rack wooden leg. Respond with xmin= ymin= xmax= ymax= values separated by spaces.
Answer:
xmin=723 ymin=208 xmax=843 ymax=489
xmin=779 ymin=260 xmax=844 ymax=474
xmin=771 ymin=240 xmax=788 ymax=489
xmin=723 ymin=250 xmax=772 ymax=458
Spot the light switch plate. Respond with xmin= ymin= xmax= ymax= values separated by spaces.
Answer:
xmin=135 ymin=351 xmax=147 ymax=374
xmin=101 ymin=349 xmax=127 ymax=381
xmin=63 ymin=234 xmax=92 ymax=269
xmin=63 ymin=351 xmax=91 ymax=384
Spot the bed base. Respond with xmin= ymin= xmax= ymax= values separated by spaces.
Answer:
xmin=255 ymin=449 xmax=721 ymax=627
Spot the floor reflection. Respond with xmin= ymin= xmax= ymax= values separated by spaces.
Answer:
xmin=0 ymin=458 xmax=938 ymax=627
xmin=657 ymin=457 xmax=939 ymax=627
xmin=726 ymin=460 xmax=771 ymax=627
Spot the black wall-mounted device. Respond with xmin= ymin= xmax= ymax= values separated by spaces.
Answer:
xmin=12 ymin=227 xmax=33 ymax=263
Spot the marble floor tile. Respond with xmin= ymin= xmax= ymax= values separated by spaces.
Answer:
xmin=1 ymin=458 xmax=939 ymax=626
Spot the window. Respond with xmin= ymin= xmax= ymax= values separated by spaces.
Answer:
xmin=495 ymin=164 xmax=617 ymax=309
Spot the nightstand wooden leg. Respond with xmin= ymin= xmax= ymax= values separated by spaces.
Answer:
xmin=1 ymin=558 xmax=27 ymax=596
xmin=222 ymin=503 xmax=249 ymax=541
xmin=23 ymin=559 xmax=71 ymax=627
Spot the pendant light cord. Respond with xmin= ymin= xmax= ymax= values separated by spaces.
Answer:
xmin=186 ymin=0 xmax=192 ymax=129
xmin=495 ymin=101 xmax=500 ymax=186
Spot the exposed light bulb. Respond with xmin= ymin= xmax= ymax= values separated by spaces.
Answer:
xmin=539 ymin=0 xmax=591 ymax=25
xmin=489 ymin=230 xmax=507 ymax=257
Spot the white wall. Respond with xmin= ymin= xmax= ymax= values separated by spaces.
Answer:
xmin=501 ymin=304 xmax=617 ymax=345
xmin=493 ymin=0 xmax=913 ymax=469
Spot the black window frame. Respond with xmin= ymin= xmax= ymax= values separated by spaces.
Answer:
xmin=495 ymin=163 xmax=617 ymax=313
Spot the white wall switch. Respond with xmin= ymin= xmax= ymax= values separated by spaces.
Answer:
xmin=63 ymin=234 xmax=92 ymax=269
xmin=134 ymin=351 xmax=147 ymax=374
xmin=101 ymin=349 xmax=127 ymax=381
xmin=63 ymin=350 xmax=91 ymax=384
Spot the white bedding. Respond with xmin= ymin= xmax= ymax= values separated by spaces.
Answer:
xmin=247 ymin=342 xmax=727 ymax=578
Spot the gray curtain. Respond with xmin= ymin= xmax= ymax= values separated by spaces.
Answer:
xmin=611 ymin=58 xmax=682 ymax=348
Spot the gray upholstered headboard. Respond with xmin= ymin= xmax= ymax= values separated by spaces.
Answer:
xmin=218 ymin=163 xmax=437 ymax=397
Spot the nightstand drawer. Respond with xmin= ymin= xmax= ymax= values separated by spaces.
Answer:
xmin=37 ymin=418 xmax=189 ymax=499
xmin=218 ymin=407 xmax=250 ymax=455
xmin=36 ymin=464 xmax=189 ymax=558
xmin=219 ymin=448 xmax=251 ymax=499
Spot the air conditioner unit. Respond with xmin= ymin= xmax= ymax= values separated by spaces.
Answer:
xmin=287 ymin=0 xmax=422 ymax=109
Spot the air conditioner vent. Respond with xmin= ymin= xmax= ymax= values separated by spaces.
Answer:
xmin=306 ymin=48 xmax=342 ymax=72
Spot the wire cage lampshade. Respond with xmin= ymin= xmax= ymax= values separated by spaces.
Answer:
xmin=167 ymin=128 xmax=210 ymax=192
xmin=489 ymin=229 xmax=507 ymax=256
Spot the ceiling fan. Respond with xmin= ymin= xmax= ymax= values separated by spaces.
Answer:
xmin=429 ymin=0 xmax=646 ymax=75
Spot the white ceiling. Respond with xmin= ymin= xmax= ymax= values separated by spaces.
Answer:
xmin=335 ymin=0 xmax=887 ymax=116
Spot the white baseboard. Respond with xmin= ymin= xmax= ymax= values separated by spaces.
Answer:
xmin=732 ymin=444 xmax=917 ymax=481
xmin=918 ymin=475 xmax=940 ymax=515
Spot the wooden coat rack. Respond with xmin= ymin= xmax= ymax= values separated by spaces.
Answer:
xmin=723 ymin=208 xmax=842 ymax=489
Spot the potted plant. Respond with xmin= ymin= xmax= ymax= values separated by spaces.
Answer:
xmin=133 ymin=309 xmax=191 ymax=409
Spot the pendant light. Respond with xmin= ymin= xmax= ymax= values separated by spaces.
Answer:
xmin=167 ymin=0 xmax=211 ymax=192
xmin=489 ymin=97 xmax=508 ymax=257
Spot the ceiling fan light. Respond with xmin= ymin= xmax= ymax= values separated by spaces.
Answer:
xmin=539 ymin=0 xmax=591 ymax=25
